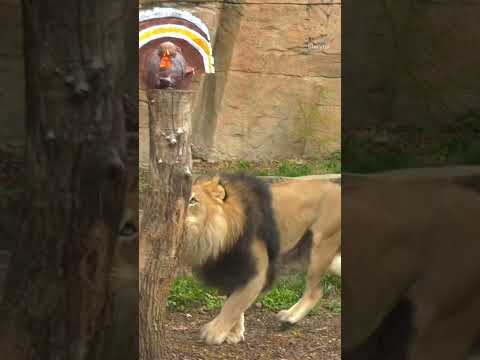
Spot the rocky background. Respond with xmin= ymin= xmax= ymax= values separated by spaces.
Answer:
xmin=343 ymin=1 xmax=480 ymax=133
xmin=4 ymin=1 xmax=480 ymax=159
xmin=139 ymin=0 xmax=341 ymax=163
xmin=341 ymin=1 xmax=480 ymax=172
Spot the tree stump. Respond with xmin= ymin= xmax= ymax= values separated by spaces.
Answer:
xmin=139 ymin=90 xmax=193 ymax=360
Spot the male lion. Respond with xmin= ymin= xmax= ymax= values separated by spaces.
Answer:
xmin=184 ymin=173 xmax=341 ymax=345
xmin=342 ymin=168 xmax=480 ymax=360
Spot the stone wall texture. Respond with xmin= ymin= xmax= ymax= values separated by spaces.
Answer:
xmin=6 ymin=1 xmax=480 ymax=161
xmin=343 ymin=1 xmax=480 ymax=134
xmin=140 ymin=0 xmax=341 ymax=161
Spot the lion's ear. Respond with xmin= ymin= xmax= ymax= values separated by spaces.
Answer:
xmin=206 ymin=176 xmax=226 ymax=201
xmin=211 ymin=183 xmax=226 ymax=201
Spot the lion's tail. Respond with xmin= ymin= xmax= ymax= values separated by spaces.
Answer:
xmin=328 ymin=254 xmax=341 ymax=277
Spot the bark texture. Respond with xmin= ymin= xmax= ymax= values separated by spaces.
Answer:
xmin=0 ymin=1 xmax=136 ymax=359
xmin=139 ymin=90 xmax=193 ymax=360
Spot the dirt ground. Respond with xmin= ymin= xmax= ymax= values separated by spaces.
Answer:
xmin=3 ymin=149 xmax=341 ymax=359
xmin=165 ymin=307 xmax=341 ymax=360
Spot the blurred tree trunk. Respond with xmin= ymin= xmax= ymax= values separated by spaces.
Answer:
xmin=139 ymin=90 xmax=193 ymax=359
xmin=0 ymin=1 xmax=136 ymax=359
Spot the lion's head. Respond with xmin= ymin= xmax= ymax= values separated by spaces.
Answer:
xmin=184 ymin=176 xmax=245 ymax=266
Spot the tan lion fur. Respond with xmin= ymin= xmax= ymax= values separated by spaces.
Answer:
xmin=184 ymin=176 xmax=246 ymax=265
xmin=184 ymin=174 xmax=341 ymax=345
xmin=342 ymin=169 xmax=480 ymax=359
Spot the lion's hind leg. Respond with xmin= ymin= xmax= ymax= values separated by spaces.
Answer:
xmin=277 ymin=229 xmax=340 ymax=324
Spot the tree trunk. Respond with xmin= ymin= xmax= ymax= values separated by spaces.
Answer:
xmin=0 ymin=1 xmax=136 ymax=359
xmin=139 ymin=90 xmax=193 ymax=360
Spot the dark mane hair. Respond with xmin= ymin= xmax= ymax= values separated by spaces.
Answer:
xmin=193 ymin=172 xmax=280 ymax=295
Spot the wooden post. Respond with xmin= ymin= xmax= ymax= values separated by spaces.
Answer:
xmin=139 ymin=90 xmax=193 ymax=360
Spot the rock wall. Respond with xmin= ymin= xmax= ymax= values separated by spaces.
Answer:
xmin=7 ymin=1 xmax=479 ymax=160
xmin=140 ymin=0 xmax=341 ymax=161
xmin=343 ymin=1 xmax=480 ymax=133
xmin=3 ymin=0 xmax=340 ymax=162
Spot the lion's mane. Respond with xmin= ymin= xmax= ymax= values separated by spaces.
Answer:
xmin=191 ymin=173 xmax=280 ymax=295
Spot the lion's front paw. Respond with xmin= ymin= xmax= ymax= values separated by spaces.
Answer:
xmin=200 ymin=320 xmax=230 ymax=345
xmin=276 ymin=309 xmax=299 ymax=324
xmin=225 ymin=331 xmax=245 ymax=344
xmin=225 ymin=322 xmax=245 ymax=344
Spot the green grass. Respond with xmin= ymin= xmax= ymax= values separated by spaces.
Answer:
xmin=343 ymin=116 xmax=480 ymax=173
xmin=140 ymin=154 xmax=342 ymax=193
xmin=167 ymin=277 xmax=223 ymax=312
xmin=315 ymin=151 xmax=341 ymax=173
xmin=167 ymin=274 xmax=341 ymax=315
xmin=258 ymin=274 xmax=341 ymax=314
xmin=343 ymin=136 xmax=416 ymax=173
xmin=270 ymin=153 xmax=340 ymax=177
xmin=225 ymin=152 xmax=341 ymax=177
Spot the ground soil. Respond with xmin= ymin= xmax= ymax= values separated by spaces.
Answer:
xmin=2 ymin=149 xmax=341 ymax=359
xmin=165 ymin=307 xmax=341 ymax=360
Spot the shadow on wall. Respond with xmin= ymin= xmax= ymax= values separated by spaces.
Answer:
xmin=189 ymin=2 xmax=341 ymax=161
xmin=191 ymin=4 xmax=245 ymax=160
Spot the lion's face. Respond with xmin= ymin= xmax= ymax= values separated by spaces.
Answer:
xmin=184 ymin=176 xmax=230 ymax=265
